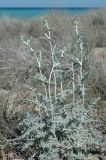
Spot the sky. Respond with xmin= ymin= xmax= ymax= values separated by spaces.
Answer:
xmin=0 ymin=0 xmax=106 ymax=8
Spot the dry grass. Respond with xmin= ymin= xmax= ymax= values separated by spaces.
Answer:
xmin=0 ymin=149 xmax=24 ymax=160
xmin=0 ymin=9 xmax=106 ymax=116
xmin=0 ymin=9 xmax=106 ymax=157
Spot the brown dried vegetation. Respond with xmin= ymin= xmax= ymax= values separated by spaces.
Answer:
xmin=0 ymin=9 xmax=106 ymax=158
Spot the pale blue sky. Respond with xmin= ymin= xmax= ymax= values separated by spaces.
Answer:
xmin=0 ymin=0 xmax=106 ymax=8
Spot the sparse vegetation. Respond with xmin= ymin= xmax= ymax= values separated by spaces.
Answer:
xmin=0 ymin=9 xmax=106 ymax=159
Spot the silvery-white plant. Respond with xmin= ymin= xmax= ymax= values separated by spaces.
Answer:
xmin=14 ymin=19 xmax=103 ymax=160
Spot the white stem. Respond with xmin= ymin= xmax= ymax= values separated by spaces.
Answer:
xmin=45 ymin=19 xmax=58 ymax=136
xmin=75 ymin=21 xmax=85 ymax=147
xmin=60 ymin=80 xmax=63 ymax=95
xmin=75 ymin=23 xmax=85 ymax=108
xmin=72 ymin=64 xmax=75 ymax=103
xmin=54 ymin=72 xmax=57 ymax=101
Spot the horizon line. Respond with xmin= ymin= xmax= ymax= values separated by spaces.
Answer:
xmin=0 ymin=7 xmax=100 ymax=9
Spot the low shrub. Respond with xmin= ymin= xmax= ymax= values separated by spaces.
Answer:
xmin=12 ymin=20 xmax=104 ymax=160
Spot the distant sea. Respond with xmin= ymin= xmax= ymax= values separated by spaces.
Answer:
xmin=0 ymin=8 xmax=97 ymax=19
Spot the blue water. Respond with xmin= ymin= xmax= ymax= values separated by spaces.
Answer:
xmin=0 ymin=8 xmax=95 ymax=19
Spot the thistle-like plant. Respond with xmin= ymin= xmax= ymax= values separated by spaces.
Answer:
xmin=14 ymin=19 xmax=103 ymax=160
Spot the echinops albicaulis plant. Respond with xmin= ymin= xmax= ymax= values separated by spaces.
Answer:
xmin=13 ymin=19 xmax=103 ymax=160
